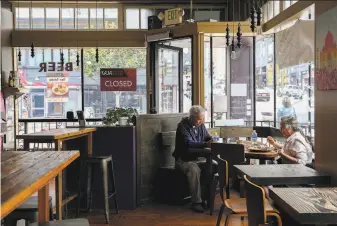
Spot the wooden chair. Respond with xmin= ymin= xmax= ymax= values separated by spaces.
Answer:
xmin=244 ymin=175 xmax=282 ymax=226
xmin=215 ymin=157 xmax=282 ymax=226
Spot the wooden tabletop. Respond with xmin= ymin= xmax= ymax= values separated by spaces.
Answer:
xmin=16 ymin=128 xmax=96 ymax=140
xmin=234 ymin=164 xmax=331 ymax=186
xmin=269 ymin=187 xmax=337 ymax=224
xmin=1 ymin=151 xmax=80 ymax=219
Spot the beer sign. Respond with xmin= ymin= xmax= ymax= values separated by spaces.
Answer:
xmin=100 ymin=68 xmax=137 ymax=91
xmin=164 ymin=8 xmax=184 ymax=26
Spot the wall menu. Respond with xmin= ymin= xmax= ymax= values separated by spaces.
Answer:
xmin=46 ymin=72 xmax=69 ymax=102
xmin=100 ymin=68 xmax=137 ymax=91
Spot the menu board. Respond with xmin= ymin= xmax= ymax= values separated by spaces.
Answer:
xmin=46 ymin=72 xmax=69 ymax=102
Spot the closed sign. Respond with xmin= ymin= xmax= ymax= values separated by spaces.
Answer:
xmin=165 ymin=8 xmax=184 ymax=26
xmin=100 ymin=68 xmax=137 ymax=91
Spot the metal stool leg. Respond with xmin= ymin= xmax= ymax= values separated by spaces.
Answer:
xmin=101 ymin=160 xmax=109 ymax=224
xmin=109 ymin=160 xmax=119 ymax=214
xmin=86 ymin=163 xmax=93 ymax=212
xmin=76 ymin=160 xmax=84 ymax=217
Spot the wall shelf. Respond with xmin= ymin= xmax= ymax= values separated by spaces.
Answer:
xmin=2 ymin=87 xmax=27 ymax=99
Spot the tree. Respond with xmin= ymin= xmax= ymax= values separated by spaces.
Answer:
xmin=83 ymin=48 xmax=147 ymax=78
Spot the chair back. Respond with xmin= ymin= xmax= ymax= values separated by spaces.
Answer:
xmin=244 ymin=175 xmax=267 ymax=226
xmin=215 ymin=155 xmax=229 ymax=201
xmin=211 ymin=143 xmax=245 ymax=180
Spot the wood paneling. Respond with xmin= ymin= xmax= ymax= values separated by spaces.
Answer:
xmin=12 ymin=30 xmax=147 ymax=48
xmin=315 ymin=1 xmax=337 ymax=186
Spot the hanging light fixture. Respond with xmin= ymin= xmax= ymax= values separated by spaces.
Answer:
xmin=230 ymin=0 xmax=236 ymax=60
xmin=236 ymin=0 xmax=242 ymax=48
xmin=30 ymin=0 xmax=35 ymax=58
xmin=250 ymin=1 xmax=256 ymax=33
xmin=17 ymin=0 xmax=22 ymax=63
xmin=225 ymin=0 xmax=230 ymax=47
xmin=76 ymin=0 xmax=80 ymax=66
xmin=256 ymin=1 xmax=263 ymax=37
xmin=60 ymin=0 xmax=64 ymax=65
xmin=95 ymin=0 xmax=99 ymax=63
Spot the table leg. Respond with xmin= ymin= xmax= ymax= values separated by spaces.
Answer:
xmin=55 ymin=140 xmax=63 ymax=220
xmin=24 ymin=140 xmax=30 ymax=150
xmin=38 ymin=184 xmax=50 ymax=222
xmin=87 ymin=133 xmax=93 ymax=156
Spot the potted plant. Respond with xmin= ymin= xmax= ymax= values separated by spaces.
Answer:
xmin=103 ymin=107 xmax=138 ymax=126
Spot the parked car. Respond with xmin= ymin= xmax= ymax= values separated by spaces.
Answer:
xmin=277 ymin=85 xmax=304 ymax=99
xmin=256 ymin=89 xmax=270 ymax=101
xmin=261 ymin=111 xmax=274 ymax=122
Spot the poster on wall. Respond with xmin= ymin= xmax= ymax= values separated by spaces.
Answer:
xmin=316 ymin=6 xmax=337 ymax=90
xmin=46 ymin=72 xmax=69 ymax=102
xmin=100 ymin=68 xmax=137 ymax=91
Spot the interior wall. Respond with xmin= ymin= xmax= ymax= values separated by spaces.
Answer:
xmin=315 ymin=1 xmax=337 ymax=185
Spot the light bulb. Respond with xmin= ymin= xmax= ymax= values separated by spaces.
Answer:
xmin=231 ymin=51 xmax=236 ymax=60
xmin=256 ymin=26 xmax=263 ymax=38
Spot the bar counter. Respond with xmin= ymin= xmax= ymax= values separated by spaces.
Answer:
xmin=65 ymin=125 xmax=136 ymax=210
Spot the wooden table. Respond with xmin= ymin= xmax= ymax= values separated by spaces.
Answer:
xmin=1 ymin=151 xmax=80 ymax=222
xmin=234 ymin=164 xmax=331 ymax=186
xmin=16 ymin=128 xmax=96 ymax=219
xmin=269 ymin=187 xmax=337 ymax=225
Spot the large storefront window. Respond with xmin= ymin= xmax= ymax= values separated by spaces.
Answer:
xmin=83 ymin=48 xmax=146 ymax=117
xmin=255 ymin=35 xmax=275 ymax=126
xmin=17 ymin=48 xmax=82 ymax=118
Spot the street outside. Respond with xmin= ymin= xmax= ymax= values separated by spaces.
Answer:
xmin=256 ymin=86 xmax=314 ymax=126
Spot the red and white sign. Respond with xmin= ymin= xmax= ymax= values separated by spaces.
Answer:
xmin=100 ymin=68 xmax=137 ymax=91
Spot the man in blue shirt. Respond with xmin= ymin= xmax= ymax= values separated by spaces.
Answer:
xmin=173 ymin=105 xmax=214 ymax=213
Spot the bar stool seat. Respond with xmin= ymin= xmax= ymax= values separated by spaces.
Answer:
xmin=29 ymin=218 xmax=89 ymax=226
xmin=77 ymin=155 xmax=119 ymax=224
xmin=4 ymin=196 xmax=53 ymax=226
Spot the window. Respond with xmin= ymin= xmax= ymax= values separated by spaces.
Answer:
xmin=104 ymin=8 xmax=118 ymax=29
xmin=90 ymin=8 xmax=104 ymax=29
xmin=284 ymin=1 xmax=291 ymax=10
xmin=255 ymin=35 xmax=275 ymax=127
xmin=83 ymin=48 xmax=146 ymax=117
xmin=126 ymin=8 xmax=140 ymax=29
xmin=46 ymin=8 xmax=60 ymax=29
xmin=32 ymin=8 xmax=45 ymax=29
xmin=62 ymin=8 xmax=75 ymax=29
xmin=17 ymin=48 xmax=82 ymax=119
xmin=16 ymin=8 xmax=30 ymax=29
xmin=274 ymin=1 xmax=280 ymax=16
xmin=76 ymin=8 xmax=89 ymax=29
xmin=268 ymin=2 xmax=274 ymax=20
xmin=140 ymin=9 xmax=153 ymax=29
xmin=204 ymin=36 xmax=212 ymax=126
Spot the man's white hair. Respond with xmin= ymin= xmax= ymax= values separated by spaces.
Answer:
xmin=189 ymin=105 xmax=205 ymax=118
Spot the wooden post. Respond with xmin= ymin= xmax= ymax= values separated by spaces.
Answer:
xmin=192 ymin=32 xmax=205 ymax=106
xmin=38 ymin=185 xmax=50 ymax=222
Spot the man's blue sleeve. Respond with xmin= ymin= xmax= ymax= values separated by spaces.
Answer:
xmin=178 ymin=124 xmax=207 ymax=149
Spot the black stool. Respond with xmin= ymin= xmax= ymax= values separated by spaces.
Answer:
xmin=76 ymin=155 xmax=119 ymax=224
xmin=4 ymin=196 xmax=53 ymax=226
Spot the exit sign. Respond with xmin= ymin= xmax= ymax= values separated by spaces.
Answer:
xmin=165 ymin=8 xmax=184 ymax=26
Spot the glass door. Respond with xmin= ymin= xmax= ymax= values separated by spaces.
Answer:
xmin=155 ymin=44 xmax=183 ymax=113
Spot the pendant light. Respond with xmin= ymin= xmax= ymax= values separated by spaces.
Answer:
xmin=95 ymin=0 xmax=99 ymax=63
xmin=76 ymin=0 xmax=80 ymax=66
xmin=225 ymin=0 xmax=230 ymax=47
xmin=17 ymin=0 xmax=22 ymax=63
xmin=30 ymin=0 xmax=35 ymax=58
xmin=250 ymin=1 xmax=256 ymax=33
xmin=60 ymin=0 xmax=64 ymax=65
xmin=236 ymin=0 xmax=242 ymax=48
xmin=230 ymin=0 xmax=236 ymax=60
xmin=256 ymin=0 xmax=263 ymax=37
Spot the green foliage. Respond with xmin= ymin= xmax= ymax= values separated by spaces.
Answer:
xmin=103 ymin=107 xmax=138 ymax=125
xmin=83 ymin=48 xmax=146 ymax=78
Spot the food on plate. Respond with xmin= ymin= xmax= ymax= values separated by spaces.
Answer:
xmin=52 ymin=83 xmax=68 ymax=95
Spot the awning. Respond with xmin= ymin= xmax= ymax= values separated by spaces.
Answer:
xmin=275 ymin=20 xmax=314 ymax=69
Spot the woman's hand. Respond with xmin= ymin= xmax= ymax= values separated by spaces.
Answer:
xmin=267 ymin=136 xmax=276 ymax=145
xmin=277 ymin=149 xmax=284 ymax=156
